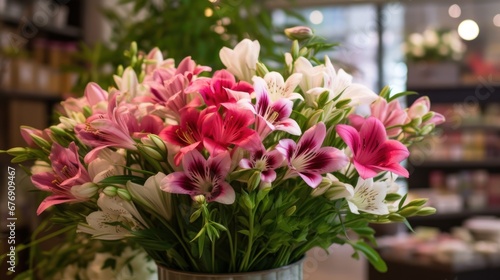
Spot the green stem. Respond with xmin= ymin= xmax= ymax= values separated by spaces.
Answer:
xmin=225 ymin=227 xmax=236 ymax=272
xmin=240 ymin=209 xmax=255 ymax=271
xmin=211 ymin=239 xmax=215 ymax=272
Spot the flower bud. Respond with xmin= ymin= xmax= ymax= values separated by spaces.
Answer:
xmin=117 ymin=65 xmax=124 ymax=76
xmin=6 ymin=147 xmax=27 ymax=156
xmin=256 ymin=62 xmax=269 ymax=77
xmin=71 ymin=183 xmax=98 ymax=199
xmin=388 ymin=213 xmax=406 ymax=222
xmin=140 ymin=145 xmax=164 ymax=161
xmin=420 ymin=124 xmax=435 ymax=135
xmin=117 ymin=188 xmax=132 ymax=201
xmin=284 ymin=26 xmax=314 ymax=41
xmin=285 ymin=205 xmax=297 ymax=216
xmin=416 ymin=207 xmax=436 ymax=216
xmin=403 ymin=126 xmax=417 ymax=134
xmin=410 ymin=117 xmax=422 ymax=127
xmin=149 ymin=134 xmax=167 ymax=153
xmin=50 ymin=125 xmax=68 ymax=137
xmin=421 ymin=112 xmax=435 ymax=123
xmin=130 ymin=42 xmax=138 ymax=56
xmin=103 ymin=186 xmax=117 ymax=197
xmin=194 ymin=195 xmax=206 ymax=205
xmin=399 ymin=206 xmax=421 ymax=217
xmin=31 ymin=134 xmax=51 ymax=150
xmin=405 ymin=198 xmax=428 ymax=208
xmin=248 ymin=171 xmax=261 ymax=191
xmin=307 ymin=109 xmax=324 ymax=127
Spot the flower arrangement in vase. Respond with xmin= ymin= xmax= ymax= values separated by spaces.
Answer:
xmin=2 ymin=26 xmax=444 ymax=278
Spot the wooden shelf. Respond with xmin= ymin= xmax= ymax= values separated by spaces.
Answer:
xmin=0 ymin=13 xmax=81 ymax=39
xmin=0 ymin=89 xmax=63 ymax=103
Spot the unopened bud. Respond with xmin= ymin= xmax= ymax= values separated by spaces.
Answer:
xmin=140 ymin=145 xmax=164 ymax=161
xmin=149 ymin=134 xmax=167 ymax=153
xmin=307 ymin=109 xmax=324 ymax=127
xmin=410 ymin=117 xmax=422 ymax=127
xmin=399 ymin=206 xmax=421 ymax=217
xmin=256 ymin=62 xmax=269 ymax=77
xmin=388 ymin=213 xmax=406 ymax=222
xmin=285 ymin=205 xmax=297 ymax=216
xmin=71 ymin=183 xmax=98 ymax=199
xmin=405 ymin=198 xmax=428 ymax=208
xmin=421 ymin=112 xmax=435 ymax=123
xmin=31 ymin=135 xmax=51 ymax=150
xmin=117 ymin=189 xmax=132 ymax=201
xmin=248 ymin=171 xmax=261 ymax=191
xmin=416 ymin=207 xmax=436 ymax=216
xmin=103 ymin=186 xmax=117 ymax=197
xmin=420 ymin=124 xmax=435 ymax=135
xmin=194 ymin=194 xmax=206 ymax=205
xmin=284 ymin=26 xmax=314 ymax=41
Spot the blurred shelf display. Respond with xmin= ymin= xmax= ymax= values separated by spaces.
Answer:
xmin=370 ymin=224 xmax=500 ymax=280
xmin=407 ymin=85 xmax=500 ymax=229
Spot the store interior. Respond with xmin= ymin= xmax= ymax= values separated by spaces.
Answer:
xmin=1 ymin=0 xmax=500 ymax=279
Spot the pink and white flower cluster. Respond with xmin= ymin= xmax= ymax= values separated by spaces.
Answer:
xmin=11 ymin=31 xmax=442 ymax=272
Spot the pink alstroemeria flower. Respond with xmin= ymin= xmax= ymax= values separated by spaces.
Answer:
xmin=31 ymin=142 xmax=91 ymax=215
xmin=160 ymin=150 xmax=235 ymax=204
xmin=336 ymin=117 xmax=410 ymax=179
xmin=277 ymin=123 xmax=348 ymax=188
xmin=407 ymin=96 xmax=445 ymax=126
xmin=187 ymin=70 xmax=254 ymax=108
xmin=159 ymin=107 xmax=207 ymax=165
xmin=202 ymin=104 xmax=261 ymax=155
xmin=20 ymin=126 xmax=51 ymax=148
xmin=239 ymin=147 xmax=284 ymax=183
xmin=75 ymin=98 xmax=137 ymax=151
xmin=252 ymin=76 xmax=301 ymax=139
xmin=349 ymin=98 xmax=407 ymax=138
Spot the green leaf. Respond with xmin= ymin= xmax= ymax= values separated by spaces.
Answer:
xmin=98 ymin=175 xmax=145 ymax=185
xmin=387 ymin=91 xmax=418 ymax=102
xmin=403 ymin=218 xmax=415 ymax=232
xmin=351 ymin=241 xmax=387 ymax=273
xmin=398 ymin=193 xmax=408 ymax=210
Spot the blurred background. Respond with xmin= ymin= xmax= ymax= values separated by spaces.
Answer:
xmin=1 ymin=0 xmax=500 ymax=279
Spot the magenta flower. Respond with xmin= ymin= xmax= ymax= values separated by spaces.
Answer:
xmin=253 ymin=76 xmax=301 ymax=139
xmin=159 ymin=107 xmax=206 ymax=165
xmin=31 ymin=142 xmax=91 ymax=215
xmin=277 ymin=123 xmax=348 ymax=188
xmin=160 ymin=150 xmax=235 ymax=204
xmin=349 ymin=98 xmax=407 ymax=138
xmin=187 ymin=70 xmax=253 ymax=107
xmin=239 ymin=147 xmax=284 ymax=183
xmin=202 ymin=104 xmax=261 ymax=155
xmin=336 ymin=117 xmax=410 ymax=179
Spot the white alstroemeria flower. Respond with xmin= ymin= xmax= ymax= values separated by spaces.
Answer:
xmin=307 ymin=56 xmax=378 ymax=107
xmin=263 ymin=71 xmax=303 ymax=102
xmin=127 ymin=172 xmax=172 ymax=221
xmin=380 ymin=172 xmax=401 ymax=194
xmin=293 ymin=57 xmax=325 ymax=98
xmin=87 ymin=148 xmax=126 ymax=183
xmin=114 ymin=247 xmax=157 ymax=280
xmin=219 ymin=38 xmax=260 ymax=82
xmin=114 ymin=67 xmax=139 ymax=96
xmin=77 ymin=193 xmax=147 ymax=240
xmin=347 ymin=178 xmax=389 ymax=215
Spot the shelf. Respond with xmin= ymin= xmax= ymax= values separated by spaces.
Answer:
xmin=409 ymin=208 xmax=500 ymax=221
xmin=0 ymin=89 xmax=63 ymax=103
xmin=410 ymin=159 xmax=500 ymax=168
xmin=439 ymin=123 xmax=500 ymax=132
xmin=0 ymin=13 xmax=81 ymax=39
xmin=407 ymin=85 xmax=500 ymax=104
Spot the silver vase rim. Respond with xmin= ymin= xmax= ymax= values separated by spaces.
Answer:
xmin=156 ymin=256 xmax=305 ymax=277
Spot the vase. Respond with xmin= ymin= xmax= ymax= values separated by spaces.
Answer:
xmin=156 ymin=258 xmax=304 ymax=280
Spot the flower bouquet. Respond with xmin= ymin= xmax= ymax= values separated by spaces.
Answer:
xmin=404 ymin=28 xmax=465 ymax=63
xmin=3 ymin=26 xmax=443 ymax=277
